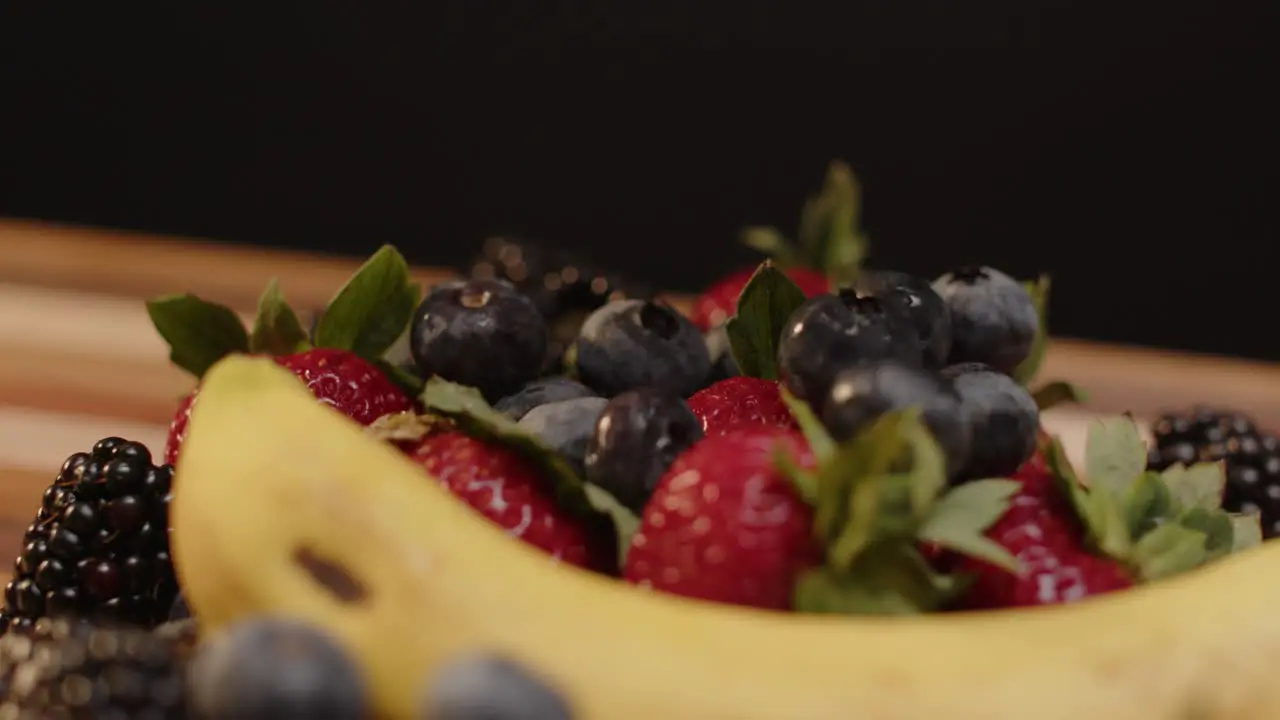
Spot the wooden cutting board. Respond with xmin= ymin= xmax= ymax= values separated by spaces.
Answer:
xmin=1 ymin=217 xmax=1278 ymax=577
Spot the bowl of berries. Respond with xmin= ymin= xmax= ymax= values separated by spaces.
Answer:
xmin=1 ymin=164 xmax=1276 ymax=720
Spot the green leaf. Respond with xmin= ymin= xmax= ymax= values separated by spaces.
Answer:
xmin=772 ymin=446 xmax=819 ymax=506
xmin=315 ymin=245 xmax=419 ymax=359
xmin=1046 ymin=436 xmax=1091 ymax=517
xmin=1047 ymin=436 xmax=1134 ymax=559
xmin=146 ymin=294 xmax=250 ymax=378
xmin=1083 ymin=490 xmax=1135 ymax=560
xmin=779 ymin=388 xmax=835 ymax=464
xmin=795 ymin=162 xmax=867 ymax=286
xmin=1031 ymin=381 xmax=1089 ymax=411
xmin=898 ymin=417 xmax=948 ymax=519
xmin=1177 ymin=507 xmax=1234 ymax=562
xmin=1122 ymin=471 xmax=1177 ymax=539
xmin=374 ymin=359 xmax=426 ymax=396
xmin=249 ymin=279 xmax=311 ymax=356
xmin=1013 ymin=275 xmax=1051 ymax=384
xmin=420 ymin=376 xmax=596 ymax=519
xmin=819 ymin=410 xmax=947 ymax=568
xmin=1160 ymin=462 xmax=1227 ymax=511
xmin=724 ymin=261 xmax=808 ymax=380
xmin=792 ymin=545 xmax=966 ymax=615
xmin=813 ymin=413 xmax=905 ymax=563
xmin=918 ymin=479 xmax=1022 ymax=573
xmin=1084 ymin=417 xmax=1148 ymax=496
xmin=1230 ymin=512 xmax=1263 ymax=552
xmin=584 ymin=483 xmax=640 ymax=568
xmin=740 ymin=227 xmax=800 ymax=267
xmin=1130 ymin=522 xmax=1208 ymax=582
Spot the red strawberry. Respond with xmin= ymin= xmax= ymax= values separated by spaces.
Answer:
xmin=164 ymin=348 xmax=413 ymax=465
xmin=686 ymin=377 xmax=799 ymax=437
xmin=624 ymin=427 xmax=818 ymax=610
xmin=958 ymin=451 xmax=1133 ymax=609
xmin=690 ymin=265 xmax=830 ymax=331
xmin=408 ymin=431 xmax=609 ymax=571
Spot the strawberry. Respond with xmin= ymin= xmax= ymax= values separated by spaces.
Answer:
xmin=690 ymin=266 xmax=829 ymax=332
xmin=953 ymin=413 xmax=1260 ymax=610
xmin=149 ymin=246 xmax=424 ymax=466
xmin=624 ymin=427 xmax=819 ymax=610
xmin=957 ymin=458 xmax=1134 ymax=609
xmin=164 ymin=348 xmax=413 ymax=465
xmin=686 ymin=376 xmax=799 ymax=437
xmin=408 ymin=431 xmax=610 ymax=571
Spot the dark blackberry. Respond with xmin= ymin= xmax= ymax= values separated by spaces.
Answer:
xmin=1148 ymin=407 xmax=1280 ymax=538
xmin=465 ymin=236 xmax=651 ymax=371
xmin=2 ymin=437 xmax=177 ymax=634
xmin=0 ymin=617 xmax=189 ymax=719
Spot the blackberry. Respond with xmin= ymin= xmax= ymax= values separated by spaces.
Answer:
xmin=1 ymin=437 xmax=177 ymax=635
xmin=466 ymin=236 xmax=650 ymax=371
xmin=0 ymin=617 xmax=189 ymax=719
xmin=1148 ymin=406 xmax=1280 ymax=538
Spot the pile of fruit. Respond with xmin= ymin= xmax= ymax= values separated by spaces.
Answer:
xmin=1 ymin=163 xmax=1276 ymax=719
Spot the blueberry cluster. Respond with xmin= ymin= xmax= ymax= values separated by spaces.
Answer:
xmin=779 ymin=266 xmax=1041 ymax=480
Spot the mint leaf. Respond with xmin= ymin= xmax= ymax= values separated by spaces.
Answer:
xmin=1032 ymin=381 xmax=1088 ymax=411
xmin=315 ymin=246 xmax=419 ymax=359
xmin=1160 ymin=462 xmax=1227 ymax=511
xmin=146 ymin=294 xmax=250 ymax=378
xmin=249 ymin=279 xmax=311 ymax=356
xmin=421 ymin=376 xmax=595 ymax=519
xmin=1177 ymin=507 xmax=1234 ymax=562
xmin=1013 ymin=275 xmax=1051 ymax=384
xmin=1230 ymin=512 xmax=1263 ymax=552
xmin=1084 ymin=417 xmax=1148 ymax=496
xmin=724 ymin=261 xmax=808 ymax=380
xmin=918 ymin=479 xmax=1021 ymax=573
xmin=1130 ymin=522 xmax=1208 ymax=582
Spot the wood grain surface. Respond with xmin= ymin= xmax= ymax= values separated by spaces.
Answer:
xmin=0 ymin=216 xmax=1277 ymax=577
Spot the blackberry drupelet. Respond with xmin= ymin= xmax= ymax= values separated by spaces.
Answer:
xmin=0 ymin=617 xmax=189 ymax=719
xmin=466 ymin=236 xmax=650 ymax=370
xmin=1148 ymin=407 xmax=1280 ymax=538
xmin=2 ymin=437 xmax=177 ymax=635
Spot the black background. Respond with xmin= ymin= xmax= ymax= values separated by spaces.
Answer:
xmin=1 ymin=4 xmax=1276 ymax=358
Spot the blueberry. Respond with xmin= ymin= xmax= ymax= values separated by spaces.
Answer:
xmin=583 ymin=389 xmax=704 ymax=513
xmin=852 ymin=270 xmax=952 ymax=370
xmin=517 ymin=397 xmax=610 ymax=477
xmin=821 ymin=361 xmax=971 ymax=477
xmin=411 ymin=279 xmax=548 ymax=402
xmin=569 ymin=299 xmax=710 ymax=398
xmin=776 ymin=290 xmax=922 ymax=407
xmin=189 ymin=616 xmax=368 ymax=720
xmin=932 ymin=266 xmax=1038 ymax=376
xmin=495 ymin=377 xmax=599 ymax=421
xmin=943 ymin=363 xmax=1039 ymax=479
xmin=420 ymin=653 xmax=573 ymax=720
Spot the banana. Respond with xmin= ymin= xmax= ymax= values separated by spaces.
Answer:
xmin=173 ymin=356 xmax=1280 ymax=720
